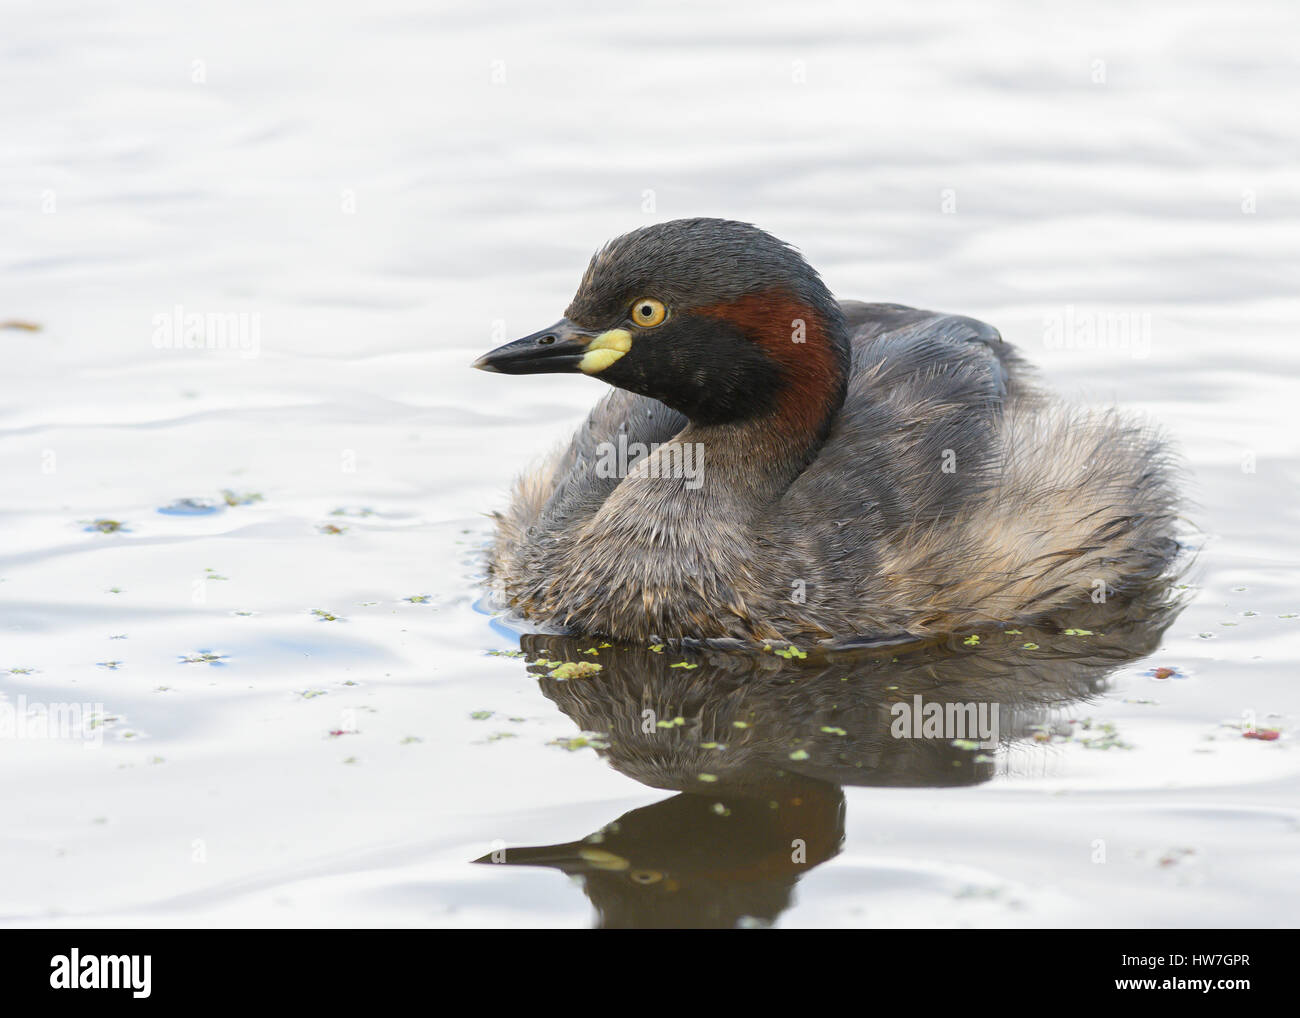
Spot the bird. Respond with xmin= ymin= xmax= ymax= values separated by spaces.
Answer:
xmin=473 ymin=218 xmax=1180 ymax=645
xmin=472 ymin=780 xmax=846 ymax=929
xmin=470 ymin=589 xmax=1183 ymax=928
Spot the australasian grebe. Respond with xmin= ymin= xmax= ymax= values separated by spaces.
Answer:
xmin=473 ymin=218 xmax=1179 ymax=645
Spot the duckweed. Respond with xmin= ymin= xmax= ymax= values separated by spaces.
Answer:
xmin=549 ymin=660 xmax=602 ymax=680
xmin=221 ymin=490 xmax=264 ymax=507
xmin=179 ymin=651 xmax=227 ymax=665
xmin=548 ymin=733 xmax=610 ymax=751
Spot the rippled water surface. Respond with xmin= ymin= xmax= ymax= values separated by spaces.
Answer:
xmin=3 ymin=0 xmax=1298 ymax=927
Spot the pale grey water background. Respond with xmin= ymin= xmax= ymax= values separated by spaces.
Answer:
xmin=2 ymin=0 xmax=1298 ymax=926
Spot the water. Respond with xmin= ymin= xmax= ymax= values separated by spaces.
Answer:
xmin=2 ymin=0 xmax=1298 ymax=927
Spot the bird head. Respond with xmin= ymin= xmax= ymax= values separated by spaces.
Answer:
xmin=473 ymin=218 xmax=849 ymax=433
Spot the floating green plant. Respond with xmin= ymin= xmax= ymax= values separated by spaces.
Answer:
xmin=179 ymin=651 xmax=227 ymax=665
xmin=1071 ymin=718 xmax=1131 ymax=750
xmin=549 ymin=660 xmax=602 ymax=680
xmin=549 ymin=732 xmax=609 ymax=751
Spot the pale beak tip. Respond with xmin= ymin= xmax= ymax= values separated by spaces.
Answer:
xmin=471 ymin=354 xmax=499 ymax=373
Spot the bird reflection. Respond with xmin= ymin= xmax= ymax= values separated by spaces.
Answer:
xmin=474 ymin=582 xmax=1183 ymax=928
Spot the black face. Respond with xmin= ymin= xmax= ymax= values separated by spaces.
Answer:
xmin=593 ymin=309 xmax=784 ymax=425
xmin=472 ymin=218 xmax=844 ymax=427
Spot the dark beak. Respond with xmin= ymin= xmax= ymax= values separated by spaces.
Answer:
xmin=472 ymin=318 xmax=595 ymax=375
xmin=470 ymin=840 xmax=629 ymax=873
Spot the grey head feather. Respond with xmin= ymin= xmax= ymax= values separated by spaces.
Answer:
xmin=565 ymin=218 xmax=843 ymax=329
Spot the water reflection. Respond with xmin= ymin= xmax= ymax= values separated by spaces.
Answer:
xmin=475 ymin=583 xmax=1183 ymax=927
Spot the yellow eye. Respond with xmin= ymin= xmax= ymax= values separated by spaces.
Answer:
xmin=629 ymin=869 xmax=663 ymax=885
xmin=630 ymin=298 xmax=667 ymax=328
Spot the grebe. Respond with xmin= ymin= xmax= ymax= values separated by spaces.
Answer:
xmin=473 ymin=218 xmax=1178 ymax=644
